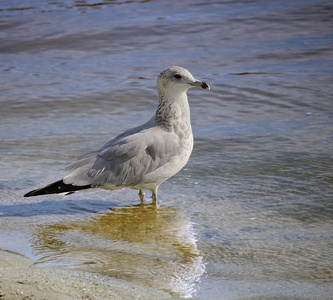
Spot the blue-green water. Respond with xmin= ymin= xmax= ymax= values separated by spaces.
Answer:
xmin=1 ymin=0 xmax=332 ymax=298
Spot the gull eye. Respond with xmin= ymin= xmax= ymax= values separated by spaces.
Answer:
xmin=174 ymin=74 xmax=182 ymax=79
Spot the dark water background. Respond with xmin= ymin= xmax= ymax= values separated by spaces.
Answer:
xmin=1 ymin=0 xmax=332 ymax=298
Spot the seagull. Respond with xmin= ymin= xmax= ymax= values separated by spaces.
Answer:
xmin=24 ymin=66 xmax=210 ymax=202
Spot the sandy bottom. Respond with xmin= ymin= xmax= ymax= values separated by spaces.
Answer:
xmin=0 ymin=250 xmax=171 ymax=300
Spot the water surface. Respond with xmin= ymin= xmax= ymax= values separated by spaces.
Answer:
xmin=1 ymin=0 xmax=332 ymax=298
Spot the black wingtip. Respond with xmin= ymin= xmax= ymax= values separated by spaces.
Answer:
xmin=24 ymin=190 xmax=38 ymax=197
xmin=24 ymin=179 xmax=91 ymax=197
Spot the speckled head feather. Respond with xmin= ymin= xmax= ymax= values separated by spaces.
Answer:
xmin=158 ymin=66 xmax=210 ymax=95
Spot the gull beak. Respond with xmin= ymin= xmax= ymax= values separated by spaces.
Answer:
xmin=191 ymin=80 xmax=210 ymax=90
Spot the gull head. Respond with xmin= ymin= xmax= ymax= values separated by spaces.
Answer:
xmin=158 ymin=66 xmax=210 ymax=95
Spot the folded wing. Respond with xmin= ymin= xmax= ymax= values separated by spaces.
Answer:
xmin=63 ymin=125 xmax=181 ymax=189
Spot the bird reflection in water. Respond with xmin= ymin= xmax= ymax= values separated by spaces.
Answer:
xmin=32 ymin=203 xmax=205 ymax=298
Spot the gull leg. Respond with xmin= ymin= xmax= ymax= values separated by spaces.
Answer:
xmin=138 ymin=190 xmax=145 ymax=202
xmin=151 ymin=186 xmax=158 ymax=204
xmin=152 ymin=192 xmax=157 ymax=204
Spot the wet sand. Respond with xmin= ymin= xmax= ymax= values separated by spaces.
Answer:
xmin=0 ymin=249 xmax=171 ymax=300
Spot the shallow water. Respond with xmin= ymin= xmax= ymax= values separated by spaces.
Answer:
xmin=1 ymin=0 xmax=333 ymax=298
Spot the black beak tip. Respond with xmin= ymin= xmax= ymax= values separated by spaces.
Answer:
xmin=201 ymin=82 xmax=210 ymax=90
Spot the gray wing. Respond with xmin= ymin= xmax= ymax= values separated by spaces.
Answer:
xmin=63 ymin=124 xmax=180 ymax=188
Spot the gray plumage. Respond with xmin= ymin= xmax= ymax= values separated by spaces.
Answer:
xmin=24 ymin=66 xmax=210 ymax=202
